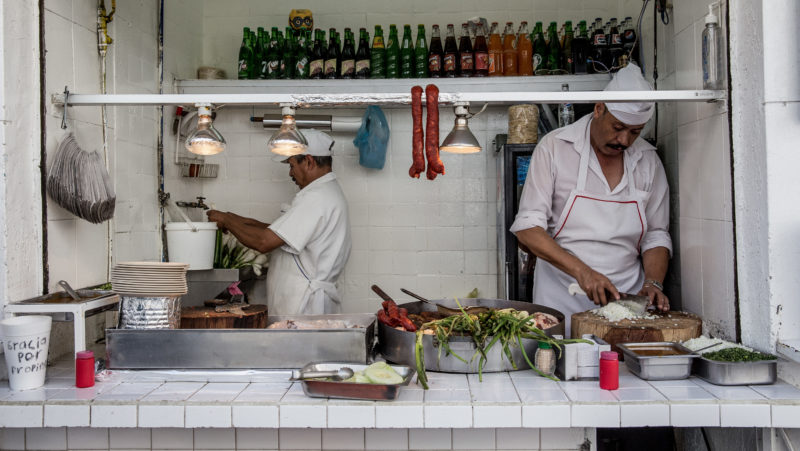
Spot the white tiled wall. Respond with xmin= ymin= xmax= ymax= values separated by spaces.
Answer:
xmin=666 ymin=0 xmax=734 ymax=338
xmin=42 ymin=0 xmax=202 ymax=359
xmin=175 ymin=0 xmax=644 ymax=313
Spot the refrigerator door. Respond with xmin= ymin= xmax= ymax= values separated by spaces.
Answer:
xmin=497 ymin=143 xmax=537 ymax=302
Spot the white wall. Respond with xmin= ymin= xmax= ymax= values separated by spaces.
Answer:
xmin=0 ymin=0 xmax=45 ymax=307
xmin=665 ymin=0 xmax=735 ymax=339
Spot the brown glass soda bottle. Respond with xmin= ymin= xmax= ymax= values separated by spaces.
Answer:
xmin=443 ymin=24 xmax=459 ymax=78
xmin=458 ymin=23 xmax=474 ymax=77
xmin=428 ymin=24 xmax=444 ymax=78
xmin=473 ymin=23 xmax=489 ymax=76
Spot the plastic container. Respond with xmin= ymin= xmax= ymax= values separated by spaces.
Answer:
xmin=0 ymin=315 xmax=52 ymax=390
xmin=165 ymin=222 xmax=217 ymax=270
xmin=534 ymin=341 xmax=556 ymax=377
xmin=599 ymin=350 xmax=619 ymax=390
xmin=75 ymin=350 xmax=95 ymax=388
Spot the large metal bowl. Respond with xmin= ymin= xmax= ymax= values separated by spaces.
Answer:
xmin=378 ymin=298 xmax=565 ymax=373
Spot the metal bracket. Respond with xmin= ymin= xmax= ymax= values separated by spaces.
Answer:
xmin=60 ymin=86 xmax=70 ymax=129
xmin=157 ymin=189 xmax=170 ymax=207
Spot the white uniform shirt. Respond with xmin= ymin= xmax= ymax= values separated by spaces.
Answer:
xmin=267 ymin=172 xmax=351 ymax=314
xmin=510 ymin=114 xmax=672 ymax=255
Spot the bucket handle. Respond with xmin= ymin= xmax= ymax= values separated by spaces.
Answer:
xmin=170 ymin=199 xmax=198 ymax=232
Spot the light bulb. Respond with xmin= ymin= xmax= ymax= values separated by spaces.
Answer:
xmin=440 ymin=105 xmax=481 ymax=154
xmin=185 ymin=105 xmax=226 ymax=156
xmin=268 ymin=106 xmax=308 ymax=156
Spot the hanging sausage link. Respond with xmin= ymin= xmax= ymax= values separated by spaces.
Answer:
xmin=424 ymin=84 xmax=445 ymax=180
xmin=408 ymin=86 xmax=426 ymax=178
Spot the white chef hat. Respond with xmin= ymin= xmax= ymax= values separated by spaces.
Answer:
xmin=603 ymin=63 xmax=655 ymax=125
xmin=274 ymin=129 xmax=335 ymax=163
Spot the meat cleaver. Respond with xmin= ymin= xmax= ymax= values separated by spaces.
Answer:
xmin=567 ymin=283 xmax=650 ymax=316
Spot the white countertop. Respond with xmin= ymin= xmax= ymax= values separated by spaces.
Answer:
xmin=3 ymin=357 xmax=800 ymax=430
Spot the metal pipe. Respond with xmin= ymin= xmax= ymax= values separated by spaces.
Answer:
xmin=251 ymin=115 xmax=362 ymax=133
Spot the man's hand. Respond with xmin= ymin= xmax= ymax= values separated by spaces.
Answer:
xmin=638 ymin=283 xmax=670 ymax=312
xmin=206 ymin=210 xmax=228 ymax=232
xmin=575 ymin=266 xmax=619 ymax=306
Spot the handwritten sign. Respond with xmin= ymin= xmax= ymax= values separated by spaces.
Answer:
xmin=6 ymin=336 xmax=48 ymax=375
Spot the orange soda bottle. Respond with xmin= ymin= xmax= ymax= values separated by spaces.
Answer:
xmin=502 ymin=22 xmax=518 ymax=76
xmin=487 ymin=22 xmax=503 ymax=76
xmin=517 ymin=21 xmax=533 ymax=76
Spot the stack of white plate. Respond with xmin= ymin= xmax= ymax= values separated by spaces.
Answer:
xmin=111 ymin=262 xmax=189 ymax=296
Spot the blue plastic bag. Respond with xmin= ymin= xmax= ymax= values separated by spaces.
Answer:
xmin=353 ymin=105 xmax=390 ymax=170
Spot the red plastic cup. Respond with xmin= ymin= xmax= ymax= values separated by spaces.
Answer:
xmin=75 ymin=350 xmax=95 ymax=388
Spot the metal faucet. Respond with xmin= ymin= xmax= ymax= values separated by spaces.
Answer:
xmin=175 ymin=196 xmax=210 ymax=210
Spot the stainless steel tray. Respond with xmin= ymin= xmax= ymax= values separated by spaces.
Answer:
xmin=295 ymin=362 xmax=415 ymax=401
xmin=106 ymin=313 xmax=375 ymax=369
xmin=379 ymin=298 xmax=565 ymax=373
xmin=693 ymin=354 xmax=777 ymax=386
xmin=618 ymin=342 xmax=698 ymax=380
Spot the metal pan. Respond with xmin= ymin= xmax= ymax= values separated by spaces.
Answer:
xmin=378 ymin=298 xmax=565 ymax=373
xmin=618 ymin=342 xmax=698 ymax=380
xmin=296 ymin=362 xmax=415 ymax=401
xmin=693 ymin=354 xmax=777 ymax=386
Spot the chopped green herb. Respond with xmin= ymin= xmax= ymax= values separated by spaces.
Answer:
xmin=703 ymin=347 xmax=776 ymax=362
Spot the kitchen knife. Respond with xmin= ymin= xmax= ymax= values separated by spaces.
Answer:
xmin=567 ymin=283 xmax=650 ymax=315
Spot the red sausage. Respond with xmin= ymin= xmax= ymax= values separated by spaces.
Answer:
xmin=425 ymin=84 xmax=445 ymax=180
xmin=409 ymin=86 xmax=426 ymax=178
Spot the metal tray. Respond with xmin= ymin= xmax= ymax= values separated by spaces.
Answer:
xmin=618 ymin=342 xmax=698 ymax=380
xmin=295 ymin=362 xmax=415 ymax=401
xmin=693 ymin=354 xmax=777 ymax=386
xmin=379 ymin=299 xmax=565 ymax=373
xmin=106 ymin=313 xmax=375 ymax=369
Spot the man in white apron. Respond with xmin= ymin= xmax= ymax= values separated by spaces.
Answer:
xmin=207 ymin=130 xmax=351 ymax=315
xmin=510 ymin=64 xmax=672 ymax=337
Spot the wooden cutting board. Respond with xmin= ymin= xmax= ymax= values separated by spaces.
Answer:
xmin=181 ymin=304 xmax=267 ymax=329
xmin=571 ymin=310 xmax=702 ymax=357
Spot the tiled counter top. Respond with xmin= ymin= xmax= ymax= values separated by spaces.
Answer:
xmin=2 ymin=359 xmax=800 ymax=430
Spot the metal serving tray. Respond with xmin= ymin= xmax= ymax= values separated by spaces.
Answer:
xmin=618 ymin=342 xmax=698 ymax=380
xmin=106 ymin=313 xmax=375 ymax=369
xmin=693 ymin=354 xmax=777 ymax=386
xmin=295 ymin=362 xmax=415 ymax=401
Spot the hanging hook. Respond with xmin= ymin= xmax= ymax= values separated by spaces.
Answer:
xmin=61 ymin=86 xmax=70 ymax=130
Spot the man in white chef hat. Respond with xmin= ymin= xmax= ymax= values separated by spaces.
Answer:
xmin=511 ymin=63 xmax=672 ymax=336
xmin=207 ymin=129 xmax=351 ymax=316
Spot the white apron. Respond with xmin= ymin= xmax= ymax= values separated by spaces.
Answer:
xmin=533 ymin=130 xmax=647 ymax=337
xmin=266 ymin=249 xmax=342 ymax=316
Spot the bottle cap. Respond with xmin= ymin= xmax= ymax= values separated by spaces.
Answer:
xmin=600 ymin=351 xmax=619 ymax=361
xmin=76 ymin=350 xmax=94 ymax=359
xmin=538 ymin=341 xmax=552 ymax=349
xmin=705 ymin=4 xmax=718 ymax=24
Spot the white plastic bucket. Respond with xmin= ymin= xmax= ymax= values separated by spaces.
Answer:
xmin=0 ymin=315 xmax=52 ymax=391
xmin=165 ymin=222 xmax=218 ymax=270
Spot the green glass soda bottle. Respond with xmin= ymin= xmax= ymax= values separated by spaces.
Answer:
xmin=295 ymin=30 xmax=310 ymax=79
xmin=385 ymin=24 xmax=400 ymax=78
xmin=237 ymin=27 xmax=253 ymax=79
xmin=370 ymin=25 xmax=385 ymax=79
xmin=266 ymin=27 xmax=280 ymax=79
xmin=255 ymin=27 xmax=267 ymax=79
xmin=546 ymin=22 xmax=561 ymax=72
xmin=400 ymin=24 xmax=414 ymax=78
xmin=281 ymin=29 xmax=296 ymax=79
xmin=414 ymin=24 xmax=428 ymax=78
xmin=532 ymin=22 xmax=547 ymax=74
